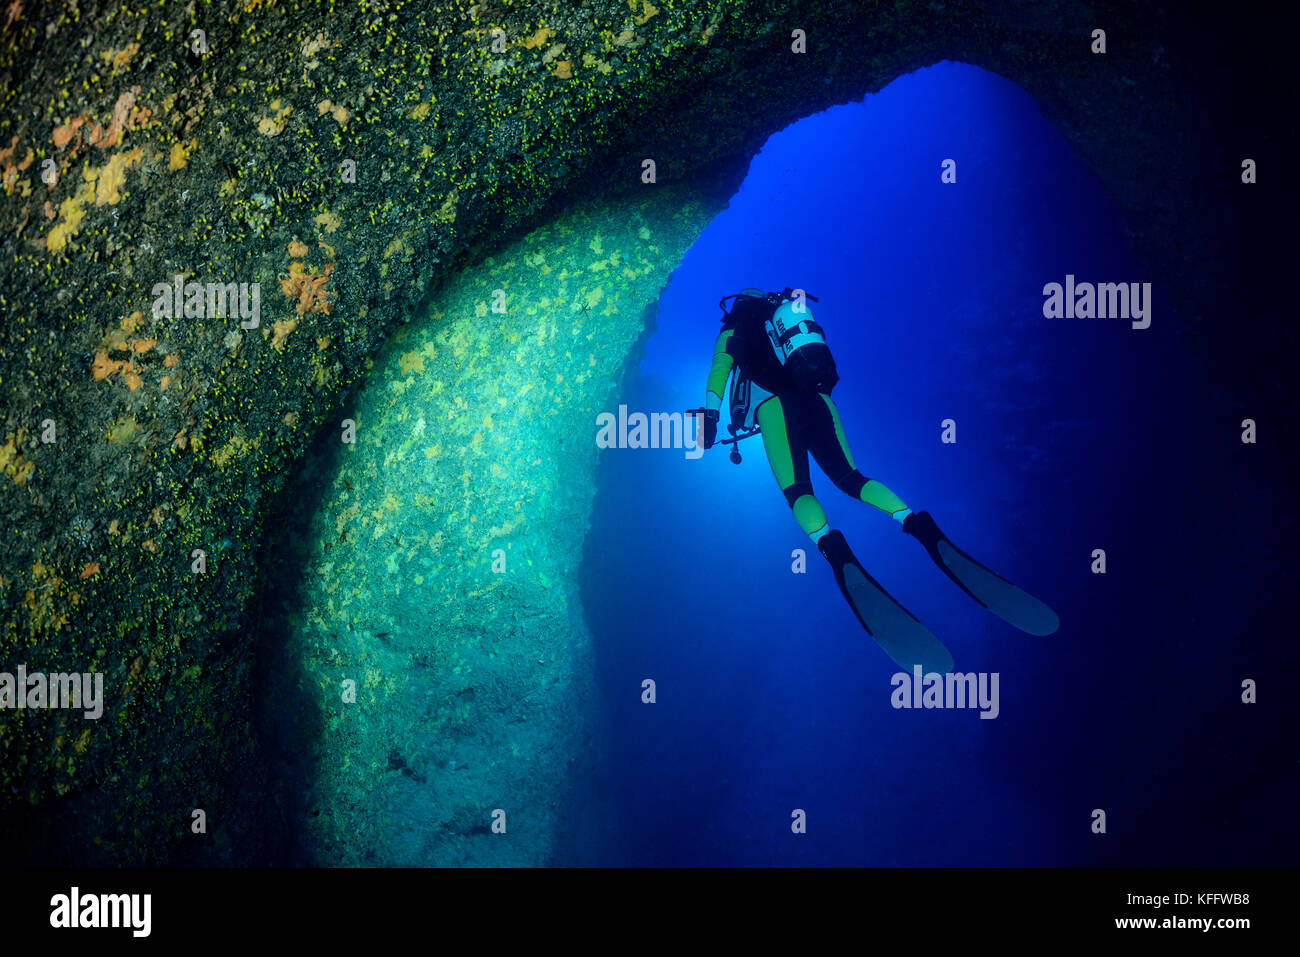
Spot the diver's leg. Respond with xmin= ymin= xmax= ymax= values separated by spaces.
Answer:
xmin=801 ymin=387 xmax=1058 ymax=634
xmin=756 ymin=395 xmax=831 ymax=544
xmin=770 ymin=395 xmax=954 ymax=669
xmin=808 ymin=392 xmax=912 ymax=524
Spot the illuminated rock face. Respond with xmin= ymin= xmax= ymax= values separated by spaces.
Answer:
xmin=0 ymin=2 xmax=1253 ymax=863
xmin=260 ymin=180 xmax=730 ymax=865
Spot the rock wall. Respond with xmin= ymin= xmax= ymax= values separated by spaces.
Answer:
xmin=257 ymin=176 xmax=734 ymax=865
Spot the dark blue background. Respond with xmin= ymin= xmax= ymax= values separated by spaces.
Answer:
xmin=577 ymin=62 xmax=1295 ymax=866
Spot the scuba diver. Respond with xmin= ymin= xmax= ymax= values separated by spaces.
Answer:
xmin=690 ymin=287 xmax=1058 ymax=673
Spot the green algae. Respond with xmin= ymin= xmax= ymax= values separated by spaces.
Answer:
xmin=262 ymin=178 xmax=725 ymax=865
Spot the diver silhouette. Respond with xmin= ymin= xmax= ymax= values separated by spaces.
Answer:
xmin=691 ymin=287 xmax=1058 ymax=673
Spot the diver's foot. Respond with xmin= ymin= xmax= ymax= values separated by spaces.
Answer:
xmin=901 ymin=509 xmax=941 ymax=547
xmin=817 ymin=528 xmax=852 ymax=564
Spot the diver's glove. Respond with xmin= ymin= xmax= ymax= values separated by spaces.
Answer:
xmin=701 ymin=408 xmax=719 ymax=449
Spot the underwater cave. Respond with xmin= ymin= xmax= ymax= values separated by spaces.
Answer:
xmin=0 ymin=1 xmax=1292 ymax=877
xmin=253 ymin=61 xmax=1287 ymax=867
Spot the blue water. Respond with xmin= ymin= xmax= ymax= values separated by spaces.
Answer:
xmin=577 ymin=62 xmax=1294 ymax=865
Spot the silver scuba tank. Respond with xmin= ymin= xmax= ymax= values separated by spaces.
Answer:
xmin=763 ymin=292 xmax=838 ymax=392
xmin=765 ymin=298 xmax=826 ymax=365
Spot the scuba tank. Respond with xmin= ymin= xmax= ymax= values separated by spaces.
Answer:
xmin=763 ymin=288 xmax=837 ymax=393
xmin=717 ymin=287 xmax=838 ymax=395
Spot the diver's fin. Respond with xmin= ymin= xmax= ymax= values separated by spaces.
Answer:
xmin=818 ymin=530 xmax=954 ymax=673
xmin=903 ymin=511 xmax=1060 ymax=637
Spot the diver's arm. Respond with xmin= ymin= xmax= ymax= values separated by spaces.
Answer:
xmin=700 ymin=328 xmax=734 ymax=447
xmin=705 ymin=328 xmax=734 ymax=410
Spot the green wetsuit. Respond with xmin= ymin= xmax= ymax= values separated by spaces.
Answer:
xmin=705 ymin=325 xmax=911 ymax=542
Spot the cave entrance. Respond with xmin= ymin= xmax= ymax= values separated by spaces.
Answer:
xmin=575 ymin=60 xmax=1188 ymax=865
